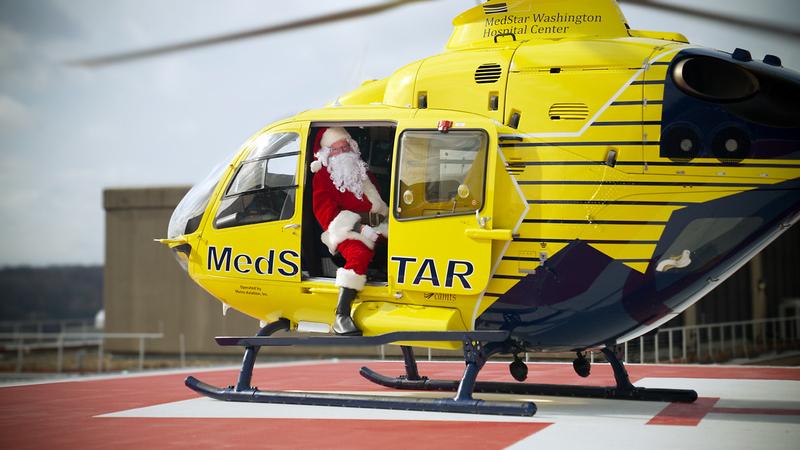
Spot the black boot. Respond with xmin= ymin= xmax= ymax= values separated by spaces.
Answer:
xmin=331 ymin=287 xmax=362 ymax=336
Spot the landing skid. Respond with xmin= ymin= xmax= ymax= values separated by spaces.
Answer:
xmin=185 ymin=320 xmax=536 ymax=416
xmin=361 ymin=346 xmax=698 ymax=403
xmin=185 ymin=322 xmax=696 ymax=417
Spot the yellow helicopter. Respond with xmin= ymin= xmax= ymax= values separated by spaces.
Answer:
xmin=136 ymin=0 xmax=800 ymax=415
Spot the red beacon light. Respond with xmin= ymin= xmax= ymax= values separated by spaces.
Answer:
xmin=438 ymin=120 xmax=453 ymax=132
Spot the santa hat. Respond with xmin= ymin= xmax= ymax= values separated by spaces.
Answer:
xmin=320 ymin=127 xmax=350 ymax=148
xmin=311 ymin=127 xmax=351 ymax=173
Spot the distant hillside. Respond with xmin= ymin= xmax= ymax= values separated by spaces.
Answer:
xmin=0 ymin=266 xmax=103 ymax=321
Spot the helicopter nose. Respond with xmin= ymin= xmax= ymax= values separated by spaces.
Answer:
xmin=171 ymin=243 xmax=192 ymax=273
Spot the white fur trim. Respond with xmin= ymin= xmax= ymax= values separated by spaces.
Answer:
xmin=320 ymin=127 xmax=351 ymax=149
xmin=361 ymin=177 xmax=389 ymax=216
xmin=335 ymin=268 xmax=367 ymax=291
xmin=313 ymin=146 xmax=331 ymax=172
xmin=321 ymin=210 xmax=376 ymax=254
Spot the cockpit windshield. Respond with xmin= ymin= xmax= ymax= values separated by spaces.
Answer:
xmin=167 ymin=148 xmax=239 ymax=239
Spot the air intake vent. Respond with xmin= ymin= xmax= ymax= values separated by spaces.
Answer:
xmin=483 ymin=3 xmax=508 ymax=14
xmin=506 ymin=163 xmax=525 ymax=176
xmin=549 ymin=103 xmax=589 ymax=120
xmin=712 ymin=126 xmax=750 ymax=164
xmin=475 ymin=63 xmax=502 ymax=84
xmin=661 ymin=126 xmax=701 ymax=163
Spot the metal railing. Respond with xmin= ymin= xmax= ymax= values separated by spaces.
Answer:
xmin=0 ymin=318 xmax=97 ymax=337
xmin=5 ymin=315 xmax=798 ymax=372
xmin=0 ymin=330 xmax=164 ymax=373
xmin=620 ymin=314 xmax=800 ymax=364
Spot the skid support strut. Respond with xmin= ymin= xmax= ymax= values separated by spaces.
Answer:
xmin=185 ymin=328 xmax=537 ymax=416
xmin=234 ymin=318 xmax=290 ymax=392
xmin=455 ymin=339 xmax=505 ymax=402
xmin=361 ymin=345 xmax=697 ymax=403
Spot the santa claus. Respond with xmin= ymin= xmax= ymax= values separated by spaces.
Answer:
xmin=311 ymin=127 xmax=389 ymax=336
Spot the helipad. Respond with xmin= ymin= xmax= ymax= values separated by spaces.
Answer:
xmin=1 ymin=360 xmax=798 ymax=449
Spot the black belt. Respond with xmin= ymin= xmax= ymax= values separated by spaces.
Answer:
xmin=356 ymin=211 xmax=386 ymax=227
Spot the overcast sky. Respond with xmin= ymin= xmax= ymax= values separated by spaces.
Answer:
xmin=0 ymin=0 xmax=798 ymax=268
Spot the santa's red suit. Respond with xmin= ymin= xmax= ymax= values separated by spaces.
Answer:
xmin=311 ymin=129 xmax=389 ymax=291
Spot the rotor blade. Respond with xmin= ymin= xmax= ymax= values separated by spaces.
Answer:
xmin=619 ymin=0 xmax=800 ymax=40
xmin=69 ymin=0 xmax=432 ymax=67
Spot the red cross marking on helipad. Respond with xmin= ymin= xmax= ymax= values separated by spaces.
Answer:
xmin=647 ymin=397 xmax=800 ymax=426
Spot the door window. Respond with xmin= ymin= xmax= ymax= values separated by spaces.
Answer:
xmin=394 ymin=130 xmax=488 ymax=220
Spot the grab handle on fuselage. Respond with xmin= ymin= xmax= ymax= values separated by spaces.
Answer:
xmin=465 ymin=228 xmax=513 ymax=241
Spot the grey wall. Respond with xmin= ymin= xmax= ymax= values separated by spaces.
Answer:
xmin=103 ymin=186 xmax=261 ymax=355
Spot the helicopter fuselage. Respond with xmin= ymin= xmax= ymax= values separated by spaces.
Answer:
xmin=164 ymin=0 xmax=800 ymax=353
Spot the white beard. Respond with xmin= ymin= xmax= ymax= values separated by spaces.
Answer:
xmin=328 ymin=151 xmax=369 ymax=199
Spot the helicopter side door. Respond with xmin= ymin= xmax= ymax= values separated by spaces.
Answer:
xmin=389 ymin=118 xmax=512 ymax=297
xmin=198 ymin=122 xmax=306 ymax=284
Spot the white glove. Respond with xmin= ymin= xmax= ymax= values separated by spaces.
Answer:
xmin=361 ymin=224 xmax=379 ymax=242
xmin=375 ymin=220 xmax=388 ymax=238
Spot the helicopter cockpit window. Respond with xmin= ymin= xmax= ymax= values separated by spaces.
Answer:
xmin=395 ymin=130 xmax=487 ymax=220
xmin=167 ymin=147 xmax=240 ymax=239
xmin=214 ymin=132 xmax=300 ymax=229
